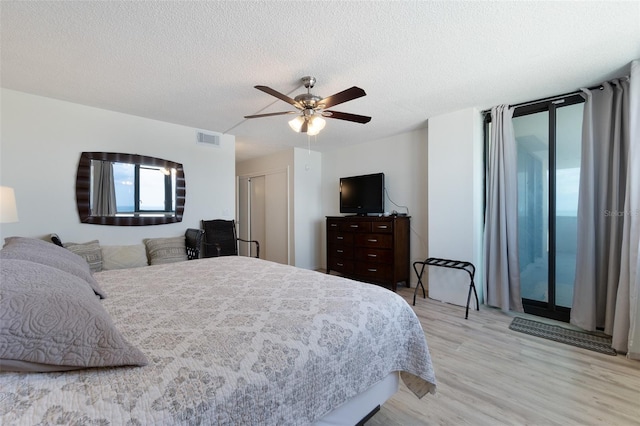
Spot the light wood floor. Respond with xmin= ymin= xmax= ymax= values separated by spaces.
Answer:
xmin=368 ymin=287 xmax=640 ymax=426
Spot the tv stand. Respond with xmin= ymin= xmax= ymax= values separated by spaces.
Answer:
xmin=326 ymin=216 xmax=410 ymax=291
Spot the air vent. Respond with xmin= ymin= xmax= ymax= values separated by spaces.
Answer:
xmin=196 ymin=131 xmax=220 ymax=147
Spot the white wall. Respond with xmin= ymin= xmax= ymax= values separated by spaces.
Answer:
xmin=0 ymin=89 xmax=236 ymax=245
xmin=427 ymin=108 xmax=484 ymax=306
xmin=293 ymin=147 xmax=322 ymax=270
xmin=321 ymin=128 xmax=429 ymax=286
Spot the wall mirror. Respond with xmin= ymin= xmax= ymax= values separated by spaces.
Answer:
xmin=75 ymin=152 xmax=185 ymax=226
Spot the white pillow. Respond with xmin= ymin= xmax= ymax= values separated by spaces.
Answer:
xmin=101 ymin=244 xmax=148 ymax=270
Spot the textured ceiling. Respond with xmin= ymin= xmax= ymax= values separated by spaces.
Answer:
xmin=2 ymin=1 xmax=639 ymax=162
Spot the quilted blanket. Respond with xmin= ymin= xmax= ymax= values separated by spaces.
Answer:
xmin=0 ymin=256 xmax=436 ymax=425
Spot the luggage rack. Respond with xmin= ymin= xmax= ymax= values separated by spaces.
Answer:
xmin=412 ymin=257 xmax=479 ymax=319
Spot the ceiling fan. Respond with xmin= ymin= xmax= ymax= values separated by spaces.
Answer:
xmin=244 ymin=76 xmax=371 ymax=136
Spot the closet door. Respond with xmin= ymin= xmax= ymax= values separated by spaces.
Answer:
xmin=238 ymin=177 xmax=249 ymax=256
xmin=264 ymin=171 xmax=288 ymax=265
xmin=248 ymin=175 xmax=266 ymax=258
xmin=237 ymin=176 xmax=263 ymax=258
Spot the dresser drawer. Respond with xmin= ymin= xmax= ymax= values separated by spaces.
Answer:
xmin=327 ymin=232 xmax=354 ymax=246
xmin=355 ymin=233 xmax=393 ymax=249
xmin=327 ymin=220 xmax=341 ymax=231
xmin=328 ymin=245 xmax=354 ymax=259
xmin=355 ymin=248 xmax=393 ymax=264
xmin=329 ymin=258 xmax=354 ymax=274
xmin=355 ymin=262 xmax=393 ymax=282
xmin=341 ymin=221 xmax=371 ymax=233
xmin=371 ymin=222 xmax=393 ymax=233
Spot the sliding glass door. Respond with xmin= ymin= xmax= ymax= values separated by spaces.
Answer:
xmin=554 ymin=105 xmax=583 ymax=309
xmin=515 ymin=110 xmax=548 ymax=307
xmin=512 ymin=96 xmax=584 ymax=321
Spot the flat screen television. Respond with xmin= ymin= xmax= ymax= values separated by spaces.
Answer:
xmin=339 ymin=173 xmax=385 ymax=215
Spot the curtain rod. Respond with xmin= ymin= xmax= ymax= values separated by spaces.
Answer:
xmin=481 ymin=82 xmax=612 ymax=116
xmin=481 ymin=88 xmax=586 ymax=116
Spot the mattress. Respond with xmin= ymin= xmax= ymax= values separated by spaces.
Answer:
xmin=314 ymin=371 xmax=399 ymax=425
xmin=0 ymin=256 xmax=436 ymax=424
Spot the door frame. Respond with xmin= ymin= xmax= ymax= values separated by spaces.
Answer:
xmin=483 ymin=94 xmax=584 ymax=322
xmin=236 ymin=167 xmax=291 ymax=265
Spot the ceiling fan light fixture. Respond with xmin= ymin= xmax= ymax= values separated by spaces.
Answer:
xmin=288 ymin=115 xmax=305 ymax=132
xmin=307 ymin=116 xmax=326 ymax=136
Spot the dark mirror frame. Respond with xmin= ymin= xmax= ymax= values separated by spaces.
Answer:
xmin=75 ymin=152 xmax=185 ymax=226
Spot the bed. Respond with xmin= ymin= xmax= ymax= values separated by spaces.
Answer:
xmin=1 ymin=239 xmax=436 ymax=425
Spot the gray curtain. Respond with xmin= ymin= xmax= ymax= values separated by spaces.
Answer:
xmin=484 ymin=105 xmax=523 ymax=313
xmin=91 ymin=160 xmax=117 ymax=216
xmin=571 ymin=79 xmax=629 ymax=333
xmin=612 ymin=59 xmax=640 ymax=359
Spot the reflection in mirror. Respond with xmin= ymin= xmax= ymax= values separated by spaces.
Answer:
xmin=76 ymin=152 xmax=185 ymax=226
xmin=91 ymin=160 xmax=176 ymax=216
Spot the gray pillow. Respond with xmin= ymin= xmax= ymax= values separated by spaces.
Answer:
xmin=1 ymin=237 xmax=107 ymax=299
xmin=0 ymin=259 xmax=148 ymax=372
xmin=143 ymin=236 xmax=188 ymax=265
xmin=64 ymin=240 xmax=103 ymax=273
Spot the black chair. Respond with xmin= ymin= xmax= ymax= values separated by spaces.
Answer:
xmin=201 ymin=219 xmax=260 ymax=258
xmin=184 ymin=228 xmax=204 ymax=260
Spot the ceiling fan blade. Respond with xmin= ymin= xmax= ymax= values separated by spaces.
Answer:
xmin=319 ymin=86 xmax=366 ymax=109
xmin=300 ymin=120 xmax=308 ymax=133
xmin=324 ymin=110 xmax=372 ymax=124
xmin=255 ymin=85 xmax=301 ymax=108
xmin=244 ymin=111 xmax=297 ymax=119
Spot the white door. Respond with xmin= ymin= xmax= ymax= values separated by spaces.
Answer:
xmin=237 ymin=176 xmax=252 ymax=256
xmin=249 ymin=175 xmax=266 ymax=258
xmin=264 ymin=172 xmax=288 ymax=264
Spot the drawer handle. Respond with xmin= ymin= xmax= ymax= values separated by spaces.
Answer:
xmin=330 ymin=224 xmax=338 ymax=227
xmin=378 ymin=225 xmax=388 ymax=229
xmin=337 ymin=262 xmax=344 ymax=267
xmin=350 ymin=225 xmax=359 ymax=228
xmin=368 ymin=254 xmax=377 ymax=258
xmin=337 ymin=236 xmax=343 ymax=240
xmin=368 ymin=268 xmax=377 ymax=272
xmin=337 ymin=249 xmax=344 ymax=253
xmin=368 ymin=239 xmax=378 ymax=242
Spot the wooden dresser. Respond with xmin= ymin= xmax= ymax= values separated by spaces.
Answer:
xmin=326 ymin=216 xmax=410 ymax=291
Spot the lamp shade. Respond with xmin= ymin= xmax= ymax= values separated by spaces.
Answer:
xmin=307 ymin=116 xmax=326 ymax=136
xmin=288 ymin=116 xmax=305 ymax=132
xmin=288 ymin=115 xmax=326 ymax=135
xmin=0 ymin=186 xmax=19 ymax=223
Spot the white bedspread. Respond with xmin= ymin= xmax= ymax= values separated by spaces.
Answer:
xmin=0 ymin=256 xmax=436 ymax=425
